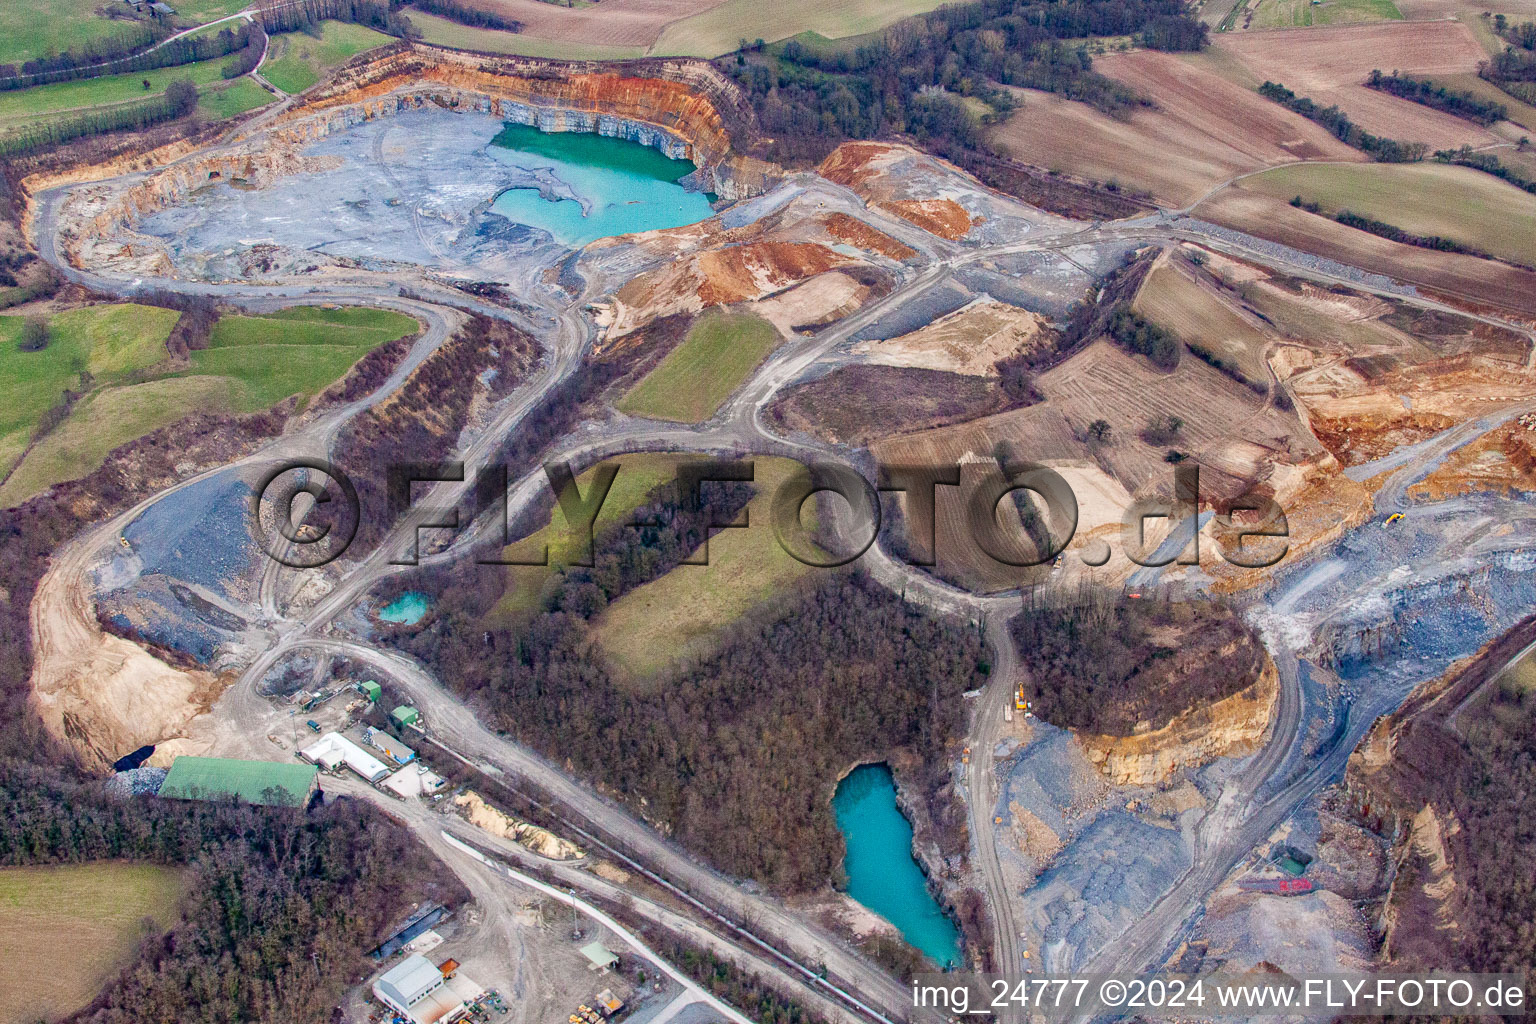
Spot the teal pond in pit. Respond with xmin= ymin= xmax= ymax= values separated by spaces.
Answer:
xmin=833 ymin=763 xmax=963 ymax=968
xmin=488 ymin=123 xmax=716 ymax=247
xmin=378 ymin=591 xmax=431 ymax=625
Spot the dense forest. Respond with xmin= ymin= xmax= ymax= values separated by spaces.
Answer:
xmin=1365 ymin=70 xmax=1507 ymax=126
xmin=1257 ymin=82 xmax=1428 ymax=162
xmin=1010 ymin=593 xmax=1265 ymax=734
xmin=391 ymin=474 xmax=987 ymax=889
xmin=723 ymin=0 xmax=1206 ymax=175
xmin=256 ymin=0 xmax=418 ymax=39
xmin=0 ymin=760 xmax=465 ymax=1024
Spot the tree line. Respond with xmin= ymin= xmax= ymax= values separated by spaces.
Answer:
xmin=399 ymin=0 xmax=523 ymax=32
xmin=0 ymin=79 xmax=198 ymax=159
xmin=1258 ymin=81 xmax=1428 ymax=162
xmin=0 ymin=759 xmax=467 ymax=1024
xmin=1365 ymin=69 xmax=1507 ymax=127
xmin=725 ymin=0 xmax=1206 ymax=167
xmin=257 ymin=0 xmax=418 ymax=39
xmin=0 ymin=21 xmax=170 ymax=87
xmin=1434 ymin=145 xmax=1536 ymax=196
xmin=389 ymin=474 xmax=986 ymax=890
xmin=0 ymin=22 xmax=262 ymax=92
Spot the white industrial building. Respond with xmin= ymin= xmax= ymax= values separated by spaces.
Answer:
xmin=300 ymin=732 xmax=391 ymax=784
xmin=373 ymin=954 xmax=481 ymax=1024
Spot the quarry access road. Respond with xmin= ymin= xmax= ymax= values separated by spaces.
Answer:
xmin=229 ymin=635 xmax=930 ymax=1024
xmin=34 ymin=145 xmax=1536 ymax=1024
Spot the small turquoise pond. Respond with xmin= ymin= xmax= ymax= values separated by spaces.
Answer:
xmin=833 ymin=763 xmax=962 ymax=968
xmin=488 ymin=123 xmax=715 ymax=247
xmin=378 ymin=591 xmax=431 ymax=625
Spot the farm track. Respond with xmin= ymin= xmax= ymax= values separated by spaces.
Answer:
xmin=26 ymin=107 xmax=1536 ymax=1024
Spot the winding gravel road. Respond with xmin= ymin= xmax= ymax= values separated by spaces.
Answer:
xmin=28 ymin=117 xmax=1536 ymax=1024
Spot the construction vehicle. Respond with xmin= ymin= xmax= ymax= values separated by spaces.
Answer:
xmin=1383 ymin=512 xmax=1404 ymax=527
xmin=1014 ymin=683 xmax=1027 ymax=710
xmin=306 ymin=719 xmax=321 ymax=732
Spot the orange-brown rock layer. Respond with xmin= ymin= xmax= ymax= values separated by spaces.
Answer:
xmin=1078 ymin=654 xmax=1279 ymax=785
xmin=877 ymin=199 xmax=973 ymax=241
xmin=822 ymin=212 xmax=916 ymax=261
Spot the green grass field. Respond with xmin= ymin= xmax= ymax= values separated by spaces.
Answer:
xmin=405 ymin=11 xmax=646 ymax=61
xmin=0 ymin=1 xmax=143 ymax=67
xmin=615 ymin=310 xmax=780 ymax=423
xmin=651 ymin=0 xmax=953 ymax=57
xmin=1240 ymin=162 xmax=1536 ymax=267
xmin=169 ymin=0 xmax=251 ymax=21
xmin=197 ymin=77 xmax=276 ymax=120
xmin=0 ymin=862 xmax=184 ymax=1024
xmin=0 ymin=376 xmax=238 ymax=508
xmin=259 ymin=21 xmax=395 ymax=95
xmin=0 ymin=56 xmax=238 ymax=132
xmin=0 ymin=304 xmax=416 ymax=508
xmin=188 ymin=306 xmax=419 ymax=410
xmin=0 ymin=303 xmax=178 ymax=453
xmin=592 ymin=456 xmax=816 ymax=682
xmin=1245 ymin=0 xmax=1401 ymax=28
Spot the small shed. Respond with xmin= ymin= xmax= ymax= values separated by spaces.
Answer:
xmin=358 ymin=679 xmax=382 ymax=702
xmin=392 ymin=705 xmax=421 ymax=728
xmin=580 ymin=941 xmax=618 ymax=972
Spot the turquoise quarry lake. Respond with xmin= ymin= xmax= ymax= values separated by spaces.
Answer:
xmin=488 ymin=124 xmax=715 ymax=247
xmin=832 ymin=763 xmax=962 ymax=968
xmin=379 ymin=591 xmax=431 ymax=625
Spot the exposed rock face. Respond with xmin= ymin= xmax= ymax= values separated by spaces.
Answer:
xmin=285 ymin=45 xmax=776 ymax=199
xmin=598 ymin=239 xmax=858 ymax=338
xmin=38 ymin=44 xmax=780 ymax=276
xmin=1077 ymin=654 xmax=1279 ymax=785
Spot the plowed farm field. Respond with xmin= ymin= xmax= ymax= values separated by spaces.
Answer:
xmin=458 ymin=0 xmax=731 ymax=49
xmin=1195 ymin=189 xmax=1536 ymax=318
xmin=1211 ymin=22 xmax=1500 ymax=150
xmin=991 ymin=50 xmax=1361 ymax=207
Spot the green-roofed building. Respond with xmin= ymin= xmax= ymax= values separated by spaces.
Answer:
xmin=358 ymin=679 xmax=382 ymax=702
xmin=391 ymin=705 xmax=420 ymax=728
xmin=157 ymin=756 xmax=319 ymax=807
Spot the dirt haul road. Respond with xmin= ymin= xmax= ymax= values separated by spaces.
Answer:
xmin=28 ymin=126 xmax=1536 ymax=1024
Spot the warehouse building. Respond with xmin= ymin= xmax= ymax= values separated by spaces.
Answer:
xmin=372 ymin=954 xmax=482 ymax=1024
xmin=365 ymin=726 xmax=417 ymax=765
xmin=301 ymin=732 xmax=391 ymax=784
xmin=158 ymin=756 xmax=318 ymax=807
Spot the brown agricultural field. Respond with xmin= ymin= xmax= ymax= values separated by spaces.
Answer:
xmin=1133 ymin=253 xmax=1277 ymax=381
xmin=1195 ymin=189 xmax=1536 ymax=318
xmin=766 ymin=364 xmax=1014 ymax=446
xmin=457 ymin=0 xmax=730 ymax=48
xmin=870 ymin=339 xmax=1323 ymax=589
xmin=991 ymin=51 xmax=1362 ymax=207
xmin=1212 ymin=22 xmax=1500 ymax=150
